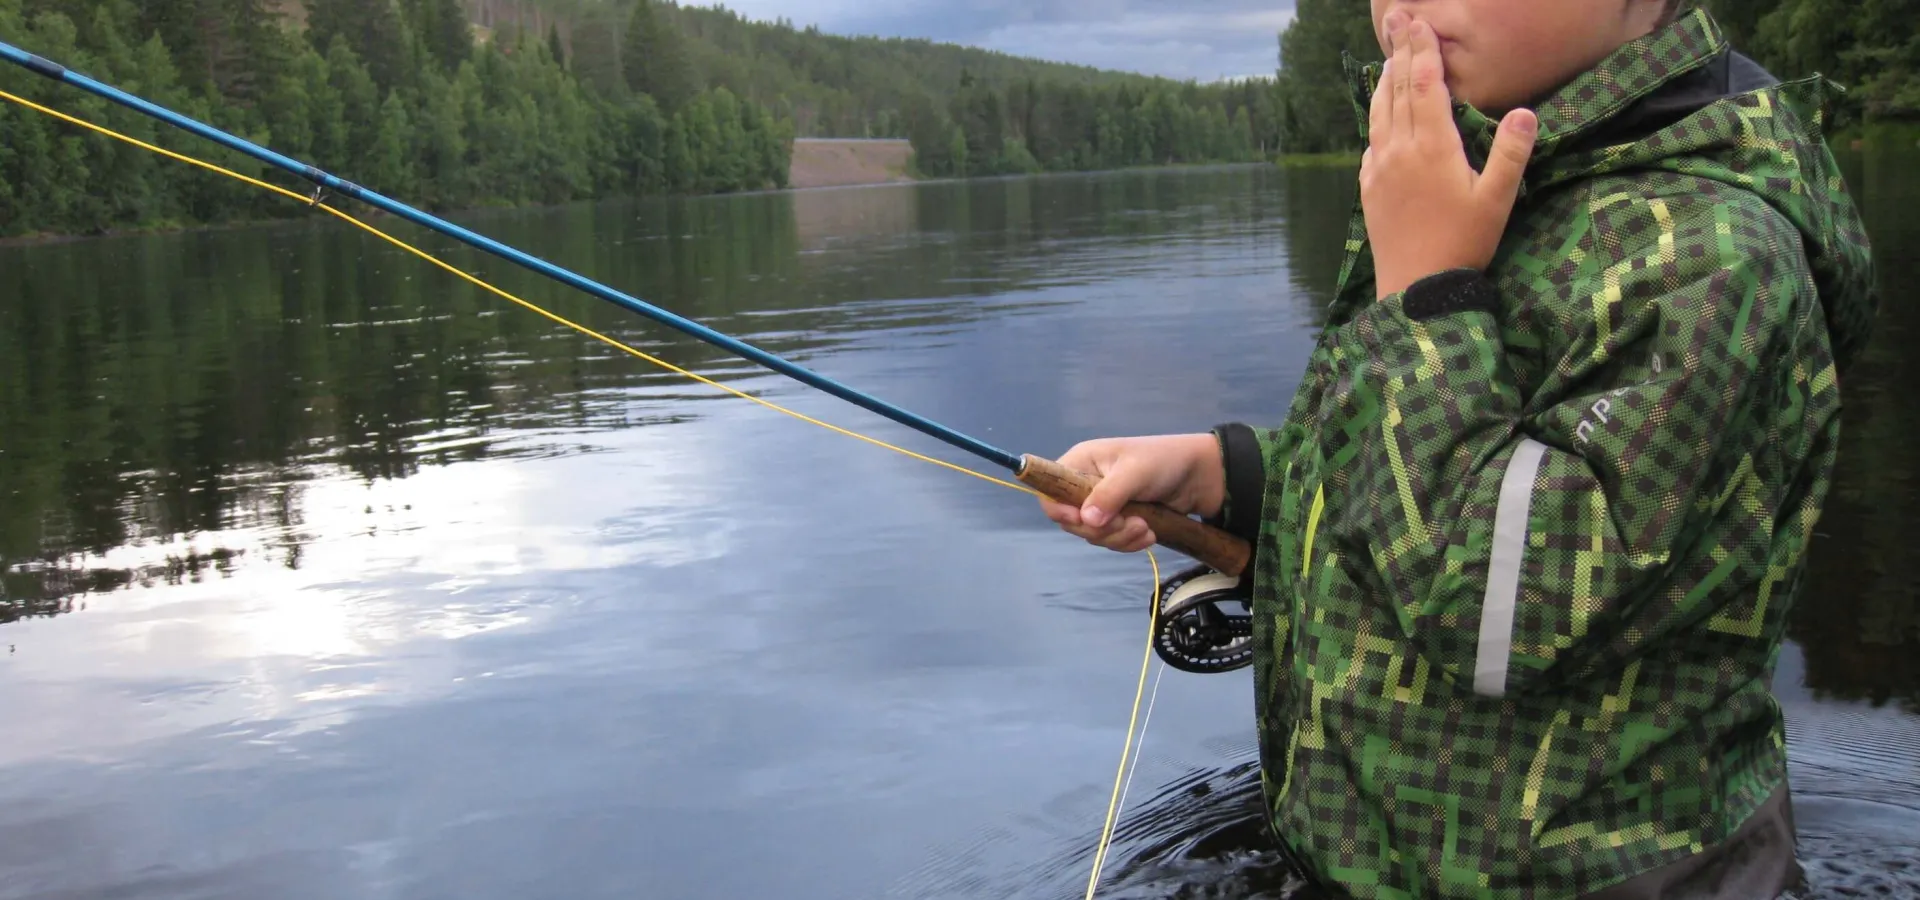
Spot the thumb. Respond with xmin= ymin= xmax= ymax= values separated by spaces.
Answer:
xmin=1082 ymin=458 xmax=1152 ymax=529
xmin=1477 ymin=108 xmax=1537 ymax=205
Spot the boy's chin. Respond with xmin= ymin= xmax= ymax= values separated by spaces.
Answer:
xmin=1452 ymin=84 xmax=1524 ymax=117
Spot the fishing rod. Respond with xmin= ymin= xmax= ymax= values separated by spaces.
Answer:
xmin=0 ymin=39 xmax=1250 ymax=579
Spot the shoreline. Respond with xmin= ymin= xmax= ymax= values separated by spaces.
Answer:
xmin=1 ymin=156 xmax=1351 ymax=248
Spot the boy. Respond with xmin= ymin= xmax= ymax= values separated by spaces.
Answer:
xmin=1040 ymin=2 xmax=1877 ymax=898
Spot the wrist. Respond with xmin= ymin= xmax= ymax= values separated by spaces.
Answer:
xmin=1377 ymin=262 xmax=1481 ymax=300
xmin=1177 ymin=432 xmax=1228 ymax=521
xmin=1206 ymin=424 xmax=1263 ymax=544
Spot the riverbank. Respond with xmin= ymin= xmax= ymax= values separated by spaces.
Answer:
xmin=2 ymin=154 xmax=1357 ymax=247
xmin=0 ymin=206 xmax=408 ymax=248
xmin=787 ymin=139 xmax=917 ymax=190
xmin=0 ymin=217 xmax=256 ymax=248
xmin=1276 ymin=152 xmax=1362 ymax=168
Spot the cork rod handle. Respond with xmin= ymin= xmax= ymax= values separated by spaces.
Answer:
xmin=1017 ymin=454 xmax=1251 ymax=578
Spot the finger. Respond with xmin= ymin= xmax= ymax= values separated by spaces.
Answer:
xmin=1074 ymin=513 xmax=1138 ymax=547
xmin=1082 ymin=459 xmax=1153 ymax=529
xmin=1389 ymin=15 xmax=1413 ymax=138
xmin=1408 ymin=20 xmax=1452 ymax=141
xmin=1368 ymin=58 xmax=1392 ymax=146
xmin=1103 ymin=517 xmax=1155 ymax=554
xmin=1038 ymin=496 xmax=1082 ymax=527
xmin=1058 ymin=516 xmax=1123 ymax=545
xmin=1477 ymin=108 xmax=1539 ymax=206
xmin=1119 ymin=523 xmax=1159 ymax=554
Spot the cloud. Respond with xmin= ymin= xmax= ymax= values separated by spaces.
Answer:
xmin=709 ymin=0 xmax=1299 ymax=82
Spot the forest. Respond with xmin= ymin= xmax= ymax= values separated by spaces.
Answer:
xmin=556 ymin=0 xmax=1286 ymax=178
xmin=1273 ymin=0 xmax=1920 ymax=153
xmin=0 ymin=0 xmax=792 ymax=238
xmin=0 ymin=0 xmax=1282 ymax=239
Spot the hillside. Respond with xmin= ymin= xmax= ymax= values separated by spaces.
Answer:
xmin=453 ymin=0 xmax=1203 ymax=138
xmin=786 ymin=139 xmax=913 ymax=189
xmin=0 ymin=0 xmax=1280 ymax=240
xmin=458 ymin=0 xmax=1285 ymax=176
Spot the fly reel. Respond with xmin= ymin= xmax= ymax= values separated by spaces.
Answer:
xmin=1154 ymin=565 xmax=1255 ymax=674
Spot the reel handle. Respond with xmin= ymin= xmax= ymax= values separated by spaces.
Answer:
xmin=1018 ymin=454 xmax=1251 ymax=578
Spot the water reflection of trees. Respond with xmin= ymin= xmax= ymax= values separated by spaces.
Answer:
xmin=2 ymin=548 xmax=243 ymax=625
xmin=1792 ymin=147 xmax=1920 ymax=712
xmin=1275 ymin=162 xmax=1359 ymax=323
xmin=0 ymin=169 xmax=1291 ymax=617
xmin=14 ymin=155 xmax=1906 ymax=676
xmin=1 ymin=195 xmax=816 ymax=614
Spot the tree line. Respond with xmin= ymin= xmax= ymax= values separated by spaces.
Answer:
xmin=1273 ymin=0 xmax=1920 ymax=154
xmin=0 ymin=0 xmax=792 ymax=239
xmin=0 ymin=0 xmax=1302 ymax=240
xmin=482 ymin=1 xmax=1291 ymax=176
xmin=904 ymin=74 xmax=1279 ymax=178
xmin=497 ymin=0 xmax=1248 ymax=140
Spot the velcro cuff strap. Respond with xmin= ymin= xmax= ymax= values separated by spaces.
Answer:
xmin=1209 ymin=423 xmax=1264 ymax=546
xmin=1402 ymin=268 xmax=1499 ymax=320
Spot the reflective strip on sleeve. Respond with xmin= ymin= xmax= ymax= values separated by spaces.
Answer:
xmin=1474 ymin=438 xmax=1550 ymax=698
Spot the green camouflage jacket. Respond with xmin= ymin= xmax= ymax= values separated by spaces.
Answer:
xmin=1208 ymin=10 xmax=1877 ymax=899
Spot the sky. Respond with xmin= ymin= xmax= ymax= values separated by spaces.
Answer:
xmin=710 ymin=0 xmax=1299 ymax=82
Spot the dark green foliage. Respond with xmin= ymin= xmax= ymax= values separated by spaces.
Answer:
xmin=906 ymin=74 xmax=1271 ymax=177
xmin=0 ymin=0 xmax=1299 ymax=239
xmin=622 ymin=0 xmax=696 ymax=113
xmin=305 ymin=0 xmax=413 ymax=91
xmin=1695 ymin=0 xmax=1920 ymax=124
xmin=1273 ymin=0 xmax=1381 ymax=154
xmin=0 ymin=0 xmax=791 ymax=239
xmin=409 ymin=0 xmax=472 ymax=72
xmin=484 ymin=0 xmax=1286 ymax=143
xmin=1271 ymin=0 xmax=1920 ymax=152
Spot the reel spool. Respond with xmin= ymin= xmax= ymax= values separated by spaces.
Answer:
xmin=1154 ymin=565 xmax=1255 ymax=675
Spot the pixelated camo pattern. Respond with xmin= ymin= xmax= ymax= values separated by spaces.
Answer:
xmin=1247 ymin=10 xmax=1878 ymax=899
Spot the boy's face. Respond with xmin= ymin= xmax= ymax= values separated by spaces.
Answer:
xmin=1370 ymin=0 xmax=1670 ymax=113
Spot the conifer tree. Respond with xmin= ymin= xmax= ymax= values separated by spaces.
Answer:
xmin=623 ymin=0 xmax=698 ymax=114
xmin=305 ymin=0 xmax=412 ymax=90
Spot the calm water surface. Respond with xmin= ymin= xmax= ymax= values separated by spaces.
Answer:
xmin=2 ymin=162 xmax=1916 ymax=899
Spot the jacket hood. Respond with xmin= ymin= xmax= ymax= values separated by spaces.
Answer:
xmin=1341 ymin=8 xmax=1879 ymax=373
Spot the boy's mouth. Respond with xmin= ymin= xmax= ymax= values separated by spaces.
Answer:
xmin=1399 ymin=16 xmax=1459 ymax=51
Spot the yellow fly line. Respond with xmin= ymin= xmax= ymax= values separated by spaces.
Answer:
xmin=0 ymin=86 xmax=1166 ymax=899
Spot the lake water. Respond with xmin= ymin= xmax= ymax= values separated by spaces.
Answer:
xmin=2 ymin=162 xmax=1916 ymax=899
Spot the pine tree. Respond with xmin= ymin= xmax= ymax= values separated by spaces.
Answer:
xmin=663 ymin=116 xmax=693 ymax=191
xmin=410 ymin=0 xmax=470 ymax=72
xmin=412 ymin=68 xmax=469 ymax=206
xmin=1275 ymin=0 xmax=1380 ymax=153
xmin=222 ymin=0 xmax=295 ymax=106
xmin=305 ymin=0 xmax=412 ymax=91
xmin=623 ymin=0 xmax=698 ymax=114
xmin=368 ymin=90 xmax=416 ymax=195
xmin=130 ymin=0 xmax=215 ymax=96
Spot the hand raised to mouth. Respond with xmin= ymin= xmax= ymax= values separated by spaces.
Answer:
xmin=1361 ymin=10 xmax=1539 ymax=302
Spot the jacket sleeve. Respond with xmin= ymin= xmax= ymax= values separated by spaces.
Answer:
xmin=1307 ymin=193 xmax=1839 ymax=698
xmin=1208 ymin=421 xmax=1286 ymax=549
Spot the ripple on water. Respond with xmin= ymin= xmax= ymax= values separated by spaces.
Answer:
xmin=1791 ymin=796 xmax=1920 ymax=898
